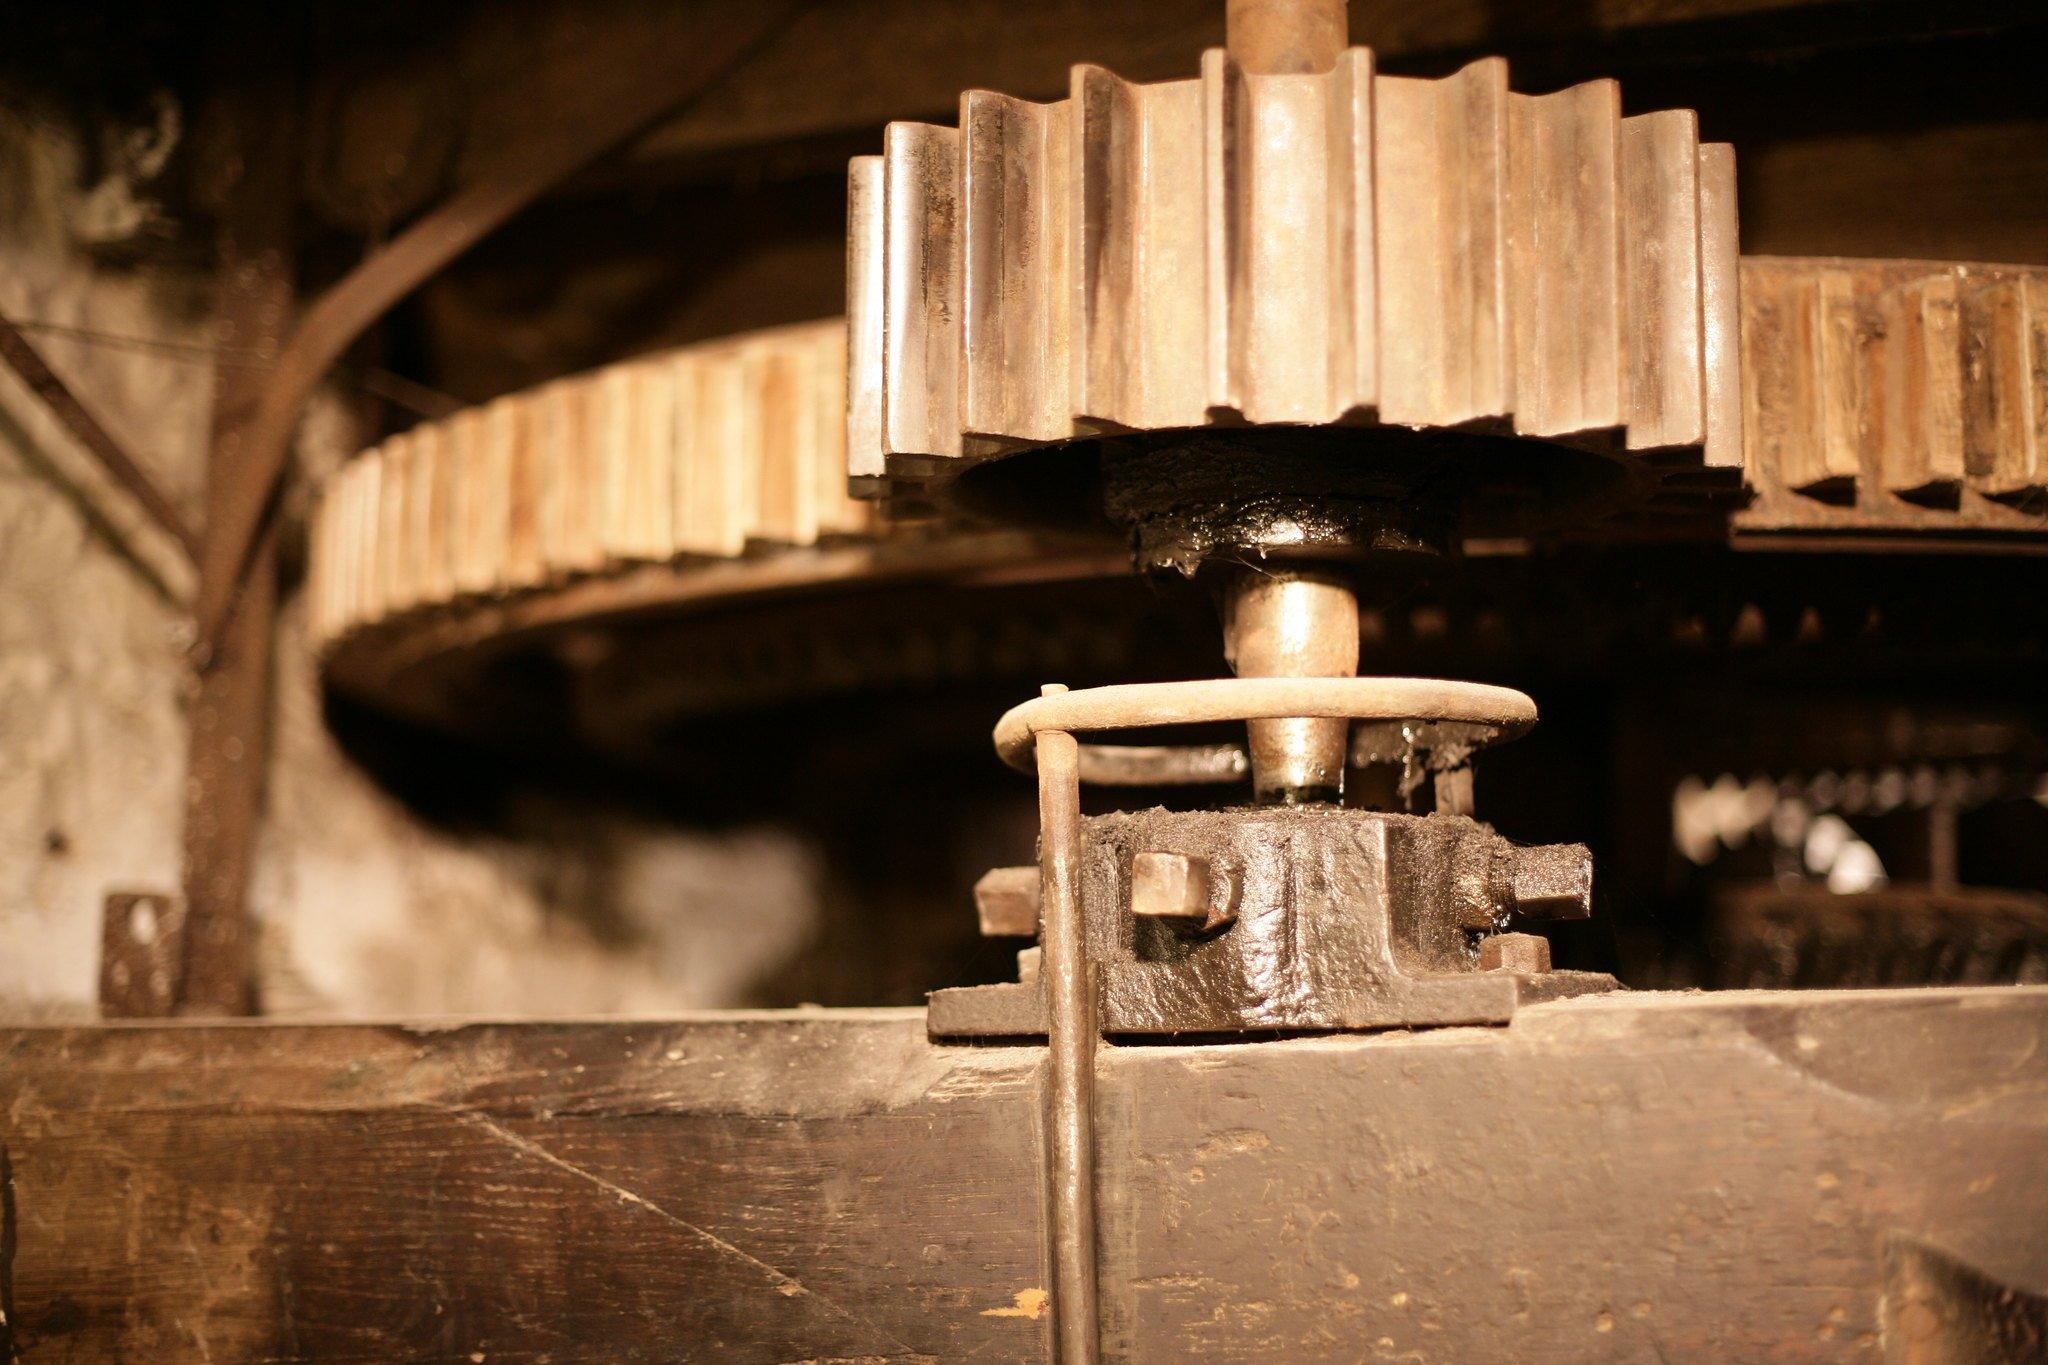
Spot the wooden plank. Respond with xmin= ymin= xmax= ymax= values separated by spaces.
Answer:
xmin=750 ymin=340 xmax=804 ymax=543
xmin=4 ymin=989 xmax=2044 ymax=1359
xmin=1333 ymin=48 xmax=1377 ymax=417
xmin=177 ymin=67 xmax=301 ymax=1017
xmin=1736 ymin=256 xmax=2048 ymax=533
xmin=1814 ymin=264 xmax=1868 ymax=489
xmin=500 ymin=394 xmax=547 ymax=589
xmin=1875 ymin=270 xmax=1966 ymax=498
xmin=1214 ymin=56 xmax=1355 ymax=425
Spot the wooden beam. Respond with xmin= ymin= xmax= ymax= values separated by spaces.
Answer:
xmin=2 ymin=989 xmax=2044 ymax=1358
xmin=0 ymin=313 xmax=199 ymax=561
xmin=177 ymin=71 xmax=300 ymax=1017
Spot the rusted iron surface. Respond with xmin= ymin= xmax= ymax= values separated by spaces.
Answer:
xmin=975 ymin=865 xmax=1042 ymax=938
xmin=0 ymin=989 xmax=2043 ymax=1358
xmin=931 ymin=807 xmax=1614 ymax=1037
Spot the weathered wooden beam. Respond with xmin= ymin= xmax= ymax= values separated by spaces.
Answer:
xmin=177 ymin=66 xmax=300 ymax=1017
xmin=1 ymin=988 xmax=2043 ymax=1359
xmin=0 ymin=313 xmax=199 ymax=561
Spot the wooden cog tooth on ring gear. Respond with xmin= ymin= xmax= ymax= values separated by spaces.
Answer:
xmin=845 ymin=46 xmax=1748 ymax=508
xmin=306 ymin=258 xmax=2048 ymax=667
xmin=1738 ymin=257 xmax=2048 ymax=535
xmin=303 ymin=277 xmax=2048 ymax=694
xmin=306 ymin=320 xmax=874 ymax=655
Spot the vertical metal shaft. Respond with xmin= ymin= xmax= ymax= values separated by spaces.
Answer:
xmin=1227 ymin=0 xmax=1348 ymax=73
xmin=1224 ymin=568 xmax=1361 ymax=804
xmin=1036 ymin=685 xmax=1100 ymax=1365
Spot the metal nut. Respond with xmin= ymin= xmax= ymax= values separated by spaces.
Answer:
xmin=1479 ymin=931 xmax=1552 ymax=974
xmin=1130 ymin=852 xmax=1236 ymax=931
xmin=975 ymin=866 xmax=1040 ymax=937
xmin=1511 ymin=843 xmax=1593 ymax=920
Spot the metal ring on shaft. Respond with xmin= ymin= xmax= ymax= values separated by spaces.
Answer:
xmin=993 ymin=676 xmax=1538 ymax=775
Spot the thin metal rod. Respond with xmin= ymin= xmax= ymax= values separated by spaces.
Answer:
xmin=1036 ymin=684 xmax=1100 ymax=1365
xmin=0 ymin=311 xmax=201 ymax=561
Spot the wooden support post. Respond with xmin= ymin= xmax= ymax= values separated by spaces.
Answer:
xmin=177 ymin=80 xmax=299 ymax=1016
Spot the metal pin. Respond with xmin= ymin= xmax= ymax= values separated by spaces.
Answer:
xmin=1223 ymin=568 xmax=1361 ymax=805
xmin=1035 ymin=685 xmax=1100 ymax=1364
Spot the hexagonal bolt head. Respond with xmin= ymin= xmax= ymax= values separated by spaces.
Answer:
xmin=1479 ymin=931 xmax=1552 ymax=974
xmin=1511 ymin=843 xmax=1594 ymax=921
xmin=974 ymin=866 xmax=1041 ymax=937
xmin=1130 ymin=851 xmax=1236 ymax=931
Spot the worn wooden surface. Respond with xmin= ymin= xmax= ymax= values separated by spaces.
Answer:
xmin=851 ymin=43 xmax=1737 ymax=493
xmin=1739 ymin=257 xmax=2048 ymax=536
xmin=306 ymin=320 xmax=865 ymax=656
xmin=3 ymin=988 xmax=2045 ymax=1360
xmin=177 ymin=62 xmax=300 ymax=1018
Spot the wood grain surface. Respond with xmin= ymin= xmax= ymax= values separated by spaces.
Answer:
xmin=4 ymin=988 xmax=2045 ymax=1359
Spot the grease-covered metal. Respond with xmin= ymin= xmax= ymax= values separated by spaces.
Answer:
xmin=932 ymin=807 xmax=1613 ymax=1036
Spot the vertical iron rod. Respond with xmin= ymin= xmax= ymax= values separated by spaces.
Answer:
xmin=1036 ymin=683 xmax=1100 ymax=1364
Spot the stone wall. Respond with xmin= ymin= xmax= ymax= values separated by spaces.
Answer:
xmin=0 ymin=90 xmax=823 ymax=1021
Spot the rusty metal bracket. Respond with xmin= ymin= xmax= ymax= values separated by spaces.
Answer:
xmin=0 ymin=311 xmax=200 ymax=561
xmin=99 ymin=892 xmax=189 ymax=1019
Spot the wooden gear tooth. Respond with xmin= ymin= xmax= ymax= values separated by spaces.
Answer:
xmin=1737 ymin=257 xmax=2048 ymax=533
xmin=306 ymin=254 xmax=2048 ymax=661
xmin=305 ymin=320 xmax=871 ymax=655
xmin=848 ymin=44 xmax=1746 ymax=505
xmin=1961 ymin=271 xmax=2047 ymax=498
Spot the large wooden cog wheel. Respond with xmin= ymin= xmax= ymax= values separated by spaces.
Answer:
xmin=846 ymin=46 xmax=1745 ymax=519
xmin=308 ymin=320 xmax=872 ymax=658
xmin=305 ymin=259 xmax=2048 ymax=704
